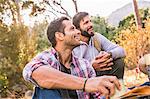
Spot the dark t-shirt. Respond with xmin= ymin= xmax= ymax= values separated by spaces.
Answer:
xmin=60 ymin=63 xmax=78 ymax=99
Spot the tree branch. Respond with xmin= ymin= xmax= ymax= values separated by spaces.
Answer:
xmin=44 ymin=0 xmax=71 ymax=18
xmin=72 ymin=0 xmax=78 ymax=13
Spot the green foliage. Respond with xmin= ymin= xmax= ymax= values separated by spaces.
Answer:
xmin=114 ymin=9 xmax=150 ymax=69
xmin=32 ymin=21 xmax=50 ymax=52
xmin=115 ymin=20 xmax=150 ymax=69
xmin=0 ymin=70 xmax=8 ymax=97
xmin=118 ymin=8 xmax=150 ymax=30
xmin=115 ymin=8 xmax=150 ymax=45
xmin=22 ymin=1 xmax=34 ymax=9
xmin=0 ymin=23 xmax=36 ymax=97
xmin=92 ymin=16 xmax=116 ymax=40
xmin=119 ymin=14 xmax=135 ymax=30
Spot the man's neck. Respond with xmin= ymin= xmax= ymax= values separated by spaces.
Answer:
xmin=80 ymin=35 xmax=90 ymax=44
xmin=55 ymin=46 xmax=72 ymax=68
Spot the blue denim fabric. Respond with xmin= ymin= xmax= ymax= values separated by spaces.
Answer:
xmin=128 ymin=81 xmax=150 ymax=90
xmin=32 ymin=87 xmax=62 ymax=99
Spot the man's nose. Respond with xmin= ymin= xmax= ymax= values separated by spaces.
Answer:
xmin=89 ymin=21 xmax=93 ymax=26
xmin=76 ymin=29 xmax=81 ymax=35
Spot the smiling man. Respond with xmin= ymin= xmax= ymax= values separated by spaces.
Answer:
xmin=73 ymin=12 xmax=126 ymax=79
xmin=23 ymin=17 xmax=121 ymax=99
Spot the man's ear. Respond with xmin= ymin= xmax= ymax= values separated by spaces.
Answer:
xmin=55 ymin=32 xmax=64 ymax=41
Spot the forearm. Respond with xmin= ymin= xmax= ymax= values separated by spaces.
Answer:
xmin=109 ymin=47 xmax=125 ymax=59
xmin=98 ymin=34 xmax=125 ymax=59
xmin=32 ymin=66 xmax=85 ymax=90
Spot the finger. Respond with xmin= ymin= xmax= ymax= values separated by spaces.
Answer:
xmin=97 ymin=67 xmax=112 ymax=71
xmin=104 ymin=58 xmax=113 ymax=64
xmin=107 ymin=62 xmax=114 ymax=66
xmin=95 ymin=54 xmax=104 ymax=60
xmin=105 ymin=82 xmax=115 ymax=96
xmin=108 ymin=76 xmax=121 ymax=91
xmin=101 ymin=54 xmax=109 ymax=59
xmin=103 ymin=52 xmax=111 ymax=58
xmin=97 ymin=58 xmax=108 ymax=64
xmin=93 ymin=58 xmax=107 ymax=66
xmin=99 ymin=86 xmax=109 ymax=98
xmin=94 ymin=64 xmax=107 ymax=69
xmin=96 ymin=52 xmax=110 ymax=60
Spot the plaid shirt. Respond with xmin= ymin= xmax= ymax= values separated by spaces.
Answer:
xmin=23 ymin=48 xmax=101 ymax=99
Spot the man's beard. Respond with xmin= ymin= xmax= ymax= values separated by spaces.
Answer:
xmin=81 ymin=30 xmax=94 ymax=38
xmin=80 ymin=26 xmax=94 ymax=37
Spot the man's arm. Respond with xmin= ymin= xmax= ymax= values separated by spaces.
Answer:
xmin=91 ymin=51 xmax=113 ymax=71
xmin=32 ymin=66 xmax=85 ymax=90
xmin=96 ymin=33 xmax=125 ymax=59
xmin=32 ymin=66 xmax=121 ymax=97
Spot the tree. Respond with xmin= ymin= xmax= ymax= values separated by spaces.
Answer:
xmin=92 ymin=16 xmax=116 ymax=40
xmin=118 ymin=9 xmax=150 ymax=30
xmin=32 ymin=21 xmax=50 ymax=52
xmin=0 ymin=22 xmax=37 ymax=97
xmin=115 ymin=18 xmax=150 ymax=69
xmin=22 ymin=0 xmax=79 ymax=19
xmin=0 ymin=0 xmax=23 ymax=25
xmin=132 ymin=0 xmax=142 ymax=29
xmin=0 ymin=1 xmax=38 ymax=97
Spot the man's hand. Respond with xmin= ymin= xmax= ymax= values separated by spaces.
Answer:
xmin=92 ymin=51 xmax=113 ymax=71
xmin=85 ymin=76 xmax=121 ymax=98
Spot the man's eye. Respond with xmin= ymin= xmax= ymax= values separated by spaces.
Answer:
xmin=71 ymin=27 xmax=75 ymax=30
xmin=85 ymin=21 xmax=88 ymax=24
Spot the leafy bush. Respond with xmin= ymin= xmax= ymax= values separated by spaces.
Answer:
xmin=92 ymin=16 xmax=116 ymax=40
xmin=115 ymin=19 xmax=150 ymax=69
xmin=0 ymin=23 xmax=36 ymax=97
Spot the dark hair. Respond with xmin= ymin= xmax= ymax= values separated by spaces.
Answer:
xmin=73 ymin=12 xmax=89 ymax=29
xmin=47 ymin=17 xmax=69 ymax=47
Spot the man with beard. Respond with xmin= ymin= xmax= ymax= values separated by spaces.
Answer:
xmin=73 ymin=12 xmax=126 ymax=79
xmin=23 ymin=17 xmax=121 ymax=99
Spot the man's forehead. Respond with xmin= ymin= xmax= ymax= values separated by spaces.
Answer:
xmin=81 ymin=15 xmax=90 ymax=22
xmin=62 ymin=20 xmax=71 ymax=25
xmin=62 ymin=20 xmax=74 ymax=27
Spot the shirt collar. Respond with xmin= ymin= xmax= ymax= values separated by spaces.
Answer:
xmin=50 ymin=47 xmax=78 ymax=67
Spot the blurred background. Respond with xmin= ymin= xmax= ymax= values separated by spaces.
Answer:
xmin=0 ymin=0 xmax=150 ymax=98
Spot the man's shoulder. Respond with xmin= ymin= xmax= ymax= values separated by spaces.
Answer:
xmin=93 ymin=32 xmax=104 ymax=39
xmin=73 ymin=56 xmax=92 ymax=70
xmin=34 ymin=48 xmax=55 ymax=59
xmin=73 ymin=55 xmax=89 ymax=63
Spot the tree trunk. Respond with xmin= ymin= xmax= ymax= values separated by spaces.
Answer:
xmin=132 ymin=0 xmax=142 ymax=29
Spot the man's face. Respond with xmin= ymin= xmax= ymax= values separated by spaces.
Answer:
xmin=63 ymin=20 xmax=81 ymax=48
xmin=79 ymin=15 xmax=94 ymax=36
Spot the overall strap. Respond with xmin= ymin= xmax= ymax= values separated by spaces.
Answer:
xmin=93 ymin=33 xmax=101 ymax=52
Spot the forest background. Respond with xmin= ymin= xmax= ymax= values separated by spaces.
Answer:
xmin=0 ymin=0 xmax=150 ymax=98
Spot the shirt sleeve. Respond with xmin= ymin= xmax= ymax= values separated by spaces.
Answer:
xmin=96 ymin=33 xmax=126 ymax=59
xmin=84 ymin=59 xmax=96 ymax=78
xmin=73 ymin=43 xmax=88 ymax=58
xmin=22 ymin=56 xmax=49 ymax=86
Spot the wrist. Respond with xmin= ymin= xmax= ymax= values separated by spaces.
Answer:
xmin=83 ymin=78 xmax=88 ymax=92
xmin=108 ymin=52 xmax=112 ymax=57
